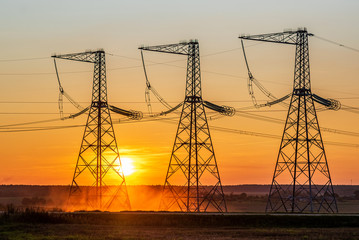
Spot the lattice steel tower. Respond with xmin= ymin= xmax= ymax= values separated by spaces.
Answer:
xmin=240 ymin=28 xmax=338 ymax=213
xmin=52 ymin=50 xmax=131 ymax=211
xmin=140 ymin=40 xmax=230 ymax=212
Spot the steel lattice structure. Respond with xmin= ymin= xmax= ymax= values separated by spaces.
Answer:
xmin=52 ymin=50 xmax=131 ymax=211
xmin=139 ymin=40 xmax=227 ymax=212
xmin=240 ymin=28 xmax=338 ymax=213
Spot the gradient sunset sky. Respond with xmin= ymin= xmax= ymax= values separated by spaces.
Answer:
xmin=0 ymin=0 xmax=358 ymax=186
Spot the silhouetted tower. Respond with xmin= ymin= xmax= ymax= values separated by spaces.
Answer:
xmin=239 ymin=28 xmax=338 ymax=213
xmin=140 ymin=40 xmax=231 ymax=212
xmin=52 ymin=50 xmax=131 ymax=211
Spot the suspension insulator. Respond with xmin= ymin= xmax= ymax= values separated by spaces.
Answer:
xmin=220 ymin=106 xmax=236 ymax=116
xmin=129 ymin=111 xmax=143 ymax=120
xmin=328 ymin=99 xmax=341 ymax=111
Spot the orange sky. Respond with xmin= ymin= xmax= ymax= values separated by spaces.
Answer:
xmin=0 ymin=0 xmax=359 ymax=186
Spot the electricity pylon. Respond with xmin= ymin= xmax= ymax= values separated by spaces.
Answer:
xmin=52 ymin=50 xmax=131 ymax=211
xmin=140 ymin=40 xmax=230 ymax=212
xmin=240 ymin=28 xmax=338 ymax=213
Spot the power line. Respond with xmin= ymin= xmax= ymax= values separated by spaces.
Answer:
xmin=341 ymin=104 xmax=359 ymax=114
xmin=0 ymin=69 xmax=91 ymax=76
xmin=0 ymin=117 xmax=64 ymax=128
xmin=0 ymin=100 xmax=256 ymax=104
xmin=0 ymin=108 xmax=289 ymax=115
xmin=108 ymin=46 xmax=242 ymax=60
xmin=1 ymin=61 xmax=357 ymax=100
xmin=0 ymin=124 xmax=83 ymax=132
xmin=0 ymin=35 xmax=355 ymax=64
xmin=160 ymin=119 xmax=359 ymax=148
xmin=314 ymin=35 xmax=359 ymax=53
xmin=0 ymin=46 xmax=262 ymax=84
xmin=0 ymin=115 xmax=181 ymax=132
xmin=0 ymin=43 xmax=250 ymax=64
xmin=0 ymin=112 xmax=64 ymax=115
xmin=2 ymin=109 xmax=359 ymax=147
xmin=0 ymin=57 xmax=49 ymax=62
xmin=6 ymin=98 xmax=357 ymax=104
xmin=234 ymin=110 xmax=359 ymax=137
xmin=0 ymin=46 xmax=241 ymax=75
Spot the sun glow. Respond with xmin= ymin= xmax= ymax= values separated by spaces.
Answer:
xmin=120 ymin=157 xmax=135 ymax=176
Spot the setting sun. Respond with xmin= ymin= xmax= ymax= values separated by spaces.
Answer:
xmin=120 ymin=157 xmax=135 ymax=176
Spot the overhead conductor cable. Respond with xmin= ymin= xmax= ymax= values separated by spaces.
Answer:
xmin=241 ymin=39 xmax=290 ymax=108
xmin=140 ymin=49 xmax=174 ymax=111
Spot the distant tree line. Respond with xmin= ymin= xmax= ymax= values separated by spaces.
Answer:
xmin=226 ymin=190 xmax=359 ymax=202
xmin=226 ymin=192 xmax=267 ymax=201
xmin=21 ymin=197 xmax=53 ymax=206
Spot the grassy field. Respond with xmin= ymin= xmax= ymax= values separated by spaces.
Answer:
xmin=1 ymin=211 xmax=359 ymax=239
xmin=1 ymin=223 xmax=359 ymax=240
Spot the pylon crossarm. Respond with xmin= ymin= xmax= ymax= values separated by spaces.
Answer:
xmin=52 ymin=51 xmax=102 ymax=63
xmin=239 ymin=29 xmax=313 ymax=45
xmin=139 ymin=41 xmax=196 ymax=55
